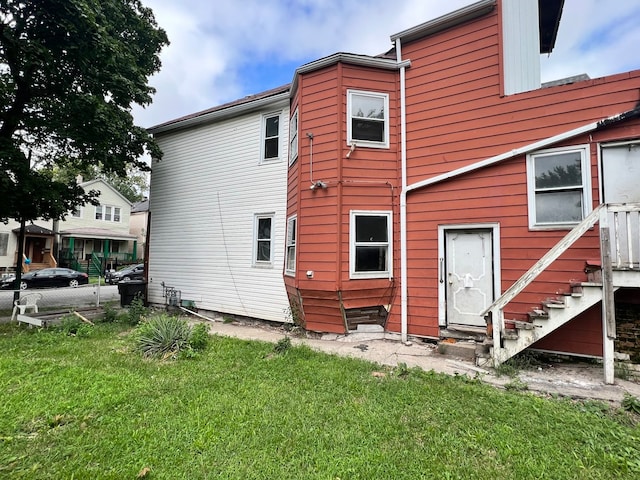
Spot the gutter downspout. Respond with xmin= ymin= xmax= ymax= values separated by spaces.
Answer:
xmin=397 ymin=38 xmax=409 ymax=344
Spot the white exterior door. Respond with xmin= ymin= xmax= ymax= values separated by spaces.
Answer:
xmin=602 ymin=144 xmax=640 ymax=203
xmin=601 ymin=143 xmax=640 ymax=266
xmin=445 ymin=230 xmax=494 ymax=327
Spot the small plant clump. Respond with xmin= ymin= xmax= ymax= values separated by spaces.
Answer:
xmin=273 ymin=336 xmax=292 ymax=355
xmin=58 ymin=314 xmax=92 ymax=337
xmin=189 ymin=323 xmax=210 ymax=351
xmin=127 ymin=294 xmax=149 ymax=325
xmin=99 ymin=302 xmax=128 ymax=324
xmin=615 ymin=361 xmax=632 ymax=381
xmin=133 ymin=315 xmax=210 ymax=360
xmin=494 ymin=352 xmax=543 ymax=377
xmin=622 ymin=393 xmax=640 ymax=415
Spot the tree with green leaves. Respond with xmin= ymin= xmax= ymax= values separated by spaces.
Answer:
xmin=0 ymin=0 xmax=168 ymax=224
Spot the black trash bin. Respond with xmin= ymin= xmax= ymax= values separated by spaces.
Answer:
xmin=117 ymin=280 xmax=147 ymax=307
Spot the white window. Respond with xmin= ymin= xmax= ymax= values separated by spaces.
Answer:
xmin=347 ymin=90 xmax=389 ymax=149
xmin=71 ymin=207 xmax=82 ymax=218
xmin=350 ymin=211 xmax=392 ymax=278
xmin=289 ymin=108 xmax=298 ymax=165
xmin=262 ymin=112 xmax=281 ymax=162
xmin=254 ymin=214 xmax=274 ymax=266
xmin=285 ymin=215 xmax=297 ymax=275
xmin=526 ymin=145 xmax=592 ymax=229
xmin=94 ymin=205 xmax=122 ymax=223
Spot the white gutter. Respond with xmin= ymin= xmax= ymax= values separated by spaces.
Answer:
xmin=397 ymin=38 xmax=409 ymax=344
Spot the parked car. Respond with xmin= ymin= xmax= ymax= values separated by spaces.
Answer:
xmin=105 ymin=264 xmax=144 ymax=284
xmin=0 ymin=273 xmax=16 ymax=289
xmin=18 ymin=268 xmax=89 ymax=290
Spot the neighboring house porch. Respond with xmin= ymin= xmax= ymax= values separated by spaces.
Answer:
xmin=12 ymin=224 xmax=57 ymax=272
xmin=58 ymin=227 xmax=138 ymax=275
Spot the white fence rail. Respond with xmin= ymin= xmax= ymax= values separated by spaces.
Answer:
xmin=0 ymin=283 xmax=120 ymax=316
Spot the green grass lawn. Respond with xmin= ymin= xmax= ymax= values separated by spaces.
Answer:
xmin=1 ymin=322 xmax=639 ymax=479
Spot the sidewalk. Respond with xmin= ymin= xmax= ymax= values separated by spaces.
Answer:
xmin=199 ymin=314 xmax=640 ymax=406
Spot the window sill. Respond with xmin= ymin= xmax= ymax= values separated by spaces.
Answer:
xmin=347 ymin=141 xmax=389 ymax=150
xmin=349 ymin=273 xmax=391 ymax=280
xmin=252 ymin=263 xmax=274 ymax=269
xmin=529 ymin=223 xmax=581 ymax=231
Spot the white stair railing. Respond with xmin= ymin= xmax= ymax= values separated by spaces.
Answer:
xmin=483 ymin=203 xmax=640 ymax=367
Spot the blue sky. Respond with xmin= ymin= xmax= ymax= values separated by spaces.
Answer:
xmin=133 ymin=0 xmax=640 ymax=129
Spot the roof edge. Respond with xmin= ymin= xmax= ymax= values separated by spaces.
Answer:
xmin=291 ymin=53 xmax=410 ymax=98
xmin=79 ymin=178 xmax=133 ymax=206
xmin=149 ymin=85 xmax=290 ymax=135
xmin=390 ymin=0 xmax=496 ymax=44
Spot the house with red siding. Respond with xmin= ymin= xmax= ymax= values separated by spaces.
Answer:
xmin=284 ymin=0 xmax=640 ymax=382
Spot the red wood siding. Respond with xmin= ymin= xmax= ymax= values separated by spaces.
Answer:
xmin=286 ymin=63 xmax=401 ymax=332
xmin=383 ymin=5 xmax=640 ymax=350
xmin=532 ymin=304 xmax=603 ymax=357
xmin=287 ymin=3 xmax=640 ymax=352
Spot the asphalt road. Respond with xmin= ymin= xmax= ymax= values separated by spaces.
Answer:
xmin=0 ymin=284 xmax=120 ymax=312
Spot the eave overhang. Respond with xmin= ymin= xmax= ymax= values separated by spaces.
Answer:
xmin=290 ymin=53 xmax=410 ymax=98
xmin=390 ymin=0 xmax=496 ymax=44
xmin=149 ymin=84 xmax=291 ymax=135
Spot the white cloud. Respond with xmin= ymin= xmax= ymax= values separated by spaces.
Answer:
xmin=540 ymin=0 xmax=640 ymax=82
xmin=134 ymin=0 xmax=640 ymax=128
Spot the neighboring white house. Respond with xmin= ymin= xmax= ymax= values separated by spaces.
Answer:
xmin=58 ymin=178 xmax=137 ymax=272
xmin=0 ymin=178 xmax=137 ymax=275
xmin=147 ymin=85 xmax=291 ymax=322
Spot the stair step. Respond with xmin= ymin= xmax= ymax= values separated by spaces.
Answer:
xmin=506 ymin=320 xmax=538 ymax=330
xmin=528 ymin=309 xmax=548 ymax=320
xmin=503 ymin=330 xmax=519 ymax=340
xmin=543 ymin=301 xmax=566 ymax=310
xmin=545 ymin=297 xmax=565 ymax=304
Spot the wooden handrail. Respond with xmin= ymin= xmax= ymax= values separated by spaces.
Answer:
xmin=482 ymin=203 xmax=605 ymax=317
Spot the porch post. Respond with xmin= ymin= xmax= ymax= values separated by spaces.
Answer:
xmin=600 ymin=208 xmax=616 ymax=385
xmin=133 ymin=240 xmax=137 ymax=261
xmin=103 ymin=239 xmax=109 ymax=258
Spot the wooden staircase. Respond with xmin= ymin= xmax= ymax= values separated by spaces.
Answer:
xmin=482 ymin=203 xmax=640 ymax=383
xmin=493 ymin=274 xmax=639 ymax=363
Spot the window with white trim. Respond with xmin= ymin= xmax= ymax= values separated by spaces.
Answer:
xmin=71 ymin=207 xmax=82 ymax=218
xmin=347 ymin=90 xmax=389 ymax=148
xmin=526 ymin=145 xmax=591 ymax=229
xmin=350 ymin=211 xmax=392 ymax=278
xmin=289 ymin=108 xmax=298 ymax=165
xmin=95 ymin=205 xmax=122 ymax=223
xmin=285 ymin=215 xmax=297 ymax=275
xmin=262 ymin=112 xmax=281 ymax=162
xmin=254 ymin=214 xmax=274 ymax=265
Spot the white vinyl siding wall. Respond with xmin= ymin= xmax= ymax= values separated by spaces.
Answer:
xmin=501 ymin=0 xmax=541 ymax=95
xmin=148 ymin=101 xmax=291 ymax=322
